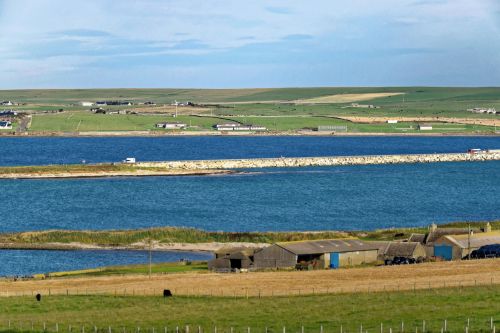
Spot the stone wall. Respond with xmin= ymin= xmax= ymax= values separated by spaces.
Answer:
xmin=136 ymin=152 xmax=500 ymax=170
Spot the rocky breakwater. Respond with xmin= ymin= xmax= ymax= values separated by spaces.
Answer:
xmin=136 ymin=152 xmax=500 ymax=170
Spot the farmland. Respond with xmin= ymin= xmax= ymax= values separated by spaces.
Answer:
xmin=1 ymin=259 xmax=499 ymax=297
xmin=0 ymin=276 xmax=499 ymax=332
xmin=0 ymin=87 xmax=498 ymax=135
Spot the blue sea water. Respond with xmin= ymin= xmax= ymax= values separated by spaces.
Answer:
xmin=0 ymin=136 xmax=499 ymax=275
xmin=0 ymin=136 xmax=499 ymax=166
xmin=0 ymin=249 xmax=212 ymax=277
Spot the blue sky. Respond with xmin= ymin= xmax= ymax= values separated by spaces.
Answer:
xmin=0 ymin=0 xmax=499 ymax=88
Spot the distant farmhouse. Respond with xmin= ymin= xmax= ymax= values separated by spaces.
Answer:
xmin=0 ymin=101 xmax=16 ymax=106
xmin=408 ymin=223 xmax=499 ymax=260
xmin=80 ymin=101 xmax=94 ymax=107
xmin=417 ymin=124 xmax=433 ymax=131
xmin=214 ymin=123 xmax=267 ymax=131
xmin=156 ymin=122 xmax=187 ymax=129
xmin=467 ymin=107 xmax=497 ymax=114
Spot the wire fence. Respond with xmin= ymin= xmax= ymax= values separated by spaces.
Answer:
xmin=0 ymin=317 xmax=498 ymax=333
xmin=0 ymin=275 xmax=497 ymax=298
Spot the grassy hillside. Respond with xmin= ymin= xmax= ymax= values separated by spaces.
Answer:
xmin=0 ymin=286 xmax=499 ymax=332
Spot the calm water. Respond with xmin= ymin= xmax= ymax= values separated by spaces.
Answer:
xmin=0 ymin=250 xmax=212 ymax=276
xmin=0 ymin=136 xmax=499 ymax=166
xmin=0 ymin=136 xmax=499 ymax=276
xmin=1 ymin=162 xmax=498 ymax=233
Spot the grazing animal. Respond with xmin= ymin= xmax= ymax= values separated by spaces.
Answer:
xmin=35 ymin=294 xmax=41 ymax=302
xmin=163 ymin=289 xmax=172 ymax=297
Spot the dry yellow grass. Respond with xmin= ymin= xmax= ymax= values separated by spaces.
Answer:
xmin=294 ymin=92 xmax=404 ymax=104
xmin=1 ymin=259 xmax=499 ymax=297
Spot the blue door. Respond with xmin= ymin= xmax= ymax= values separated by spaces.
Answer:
xmin=330 ymin=252 xmax=340 ymax=269
xmin=434 ymin=245 xmax=453 ymax=260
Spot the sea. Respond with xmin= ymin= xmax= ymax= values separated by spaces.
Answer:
xmin=0 ymin=136 xmax=498 ymax=275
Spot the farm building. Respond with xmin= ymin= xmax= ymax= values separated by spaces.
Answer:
xmin=433 ymin=231 xmax=500 ymax=260
xmin=80 ymin=101 xmax=94 ymax=107
xmin=156 ymin=122 xmax=187 ymax=129
xmin=208 ymin=247 xmax=262 ymax=271
xmin=384 ymin=242 xmax=426 ymax=260
xmin=417 ymin=124 xmax=433 ymax=131
xmin=253 ymin=239 xmax=379 ymax=270
xmin=371 ymin=241 xmax=426 ymax=261
xmin=408 ymin=223 xmax=485 ymax=257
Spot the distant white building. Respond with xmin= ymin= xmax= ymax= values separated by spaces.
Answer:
xmin=216 ymin=124 xmax=267 ymax=131
xmin=156 ymin=122 xmax=187 ymax=129
xmin=467 ymin=107 xmax=497 ymax=114
xmin=81 ymin=101 xmax=94 ymax=107
xmin=0 ymin=121 xmax=12 ymax=129
xmin=0 ymin=101 xmax=14 ymax=106
xmin=417 ymin=124 xmax=433 ymax=131
xmin=387 ymin=120 xmax=398 ymax=124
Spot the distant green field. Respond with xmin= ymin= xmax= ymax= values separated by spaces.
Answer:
xmin=29 ymin=112 xmax=494 ymax=133
xmin=0 ymin=286 xmax=499 ymax=333
xmin=29 ymin=113 xmax=230 ymax=132
xmin=4 ymin=87 xmax=498 ymax=133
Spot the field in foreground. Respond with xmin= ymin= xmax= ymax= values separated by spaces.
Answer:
xmin=0 ymin=286 xmax=499 ymax=333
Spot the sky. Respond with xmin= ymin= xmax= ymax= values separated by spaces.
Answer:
xmin=0 ymin=0 xmax=499 ymax=88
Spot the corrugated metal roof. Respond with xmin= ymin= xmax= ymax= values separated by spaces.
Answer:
xmin=439 ymin=232 xmax=500 ymax=249
xmin=277 ymin=239 xmax=379 ymax=255
xmin=385 ymin=242 xmax=420 ymax=257
xmin=408 ymin=233 xmax=426 ymax=244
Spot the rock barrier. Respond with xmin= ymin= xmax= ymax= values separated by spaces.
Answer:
xmin=136 ymin=152 xmax=500 ymax=170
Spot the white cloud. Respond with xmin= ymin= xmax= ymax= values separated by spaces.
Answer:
xmin=0 ymin=0 xmax=499 ymax=87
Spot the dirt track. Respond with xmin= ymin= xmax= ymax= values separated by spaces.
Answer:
xmin=1 ymin=259 xmax=498 ymax=297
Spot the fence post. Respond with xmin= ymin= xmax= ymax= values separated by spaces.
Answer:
xmin=444 ymin=319 xmax=447 ymax=332
xmin=70 ymin=325 xmax=72 ymax=333
xmin=57 ymin=323 xmax=59 ymax=332
xmin=401 ymin=321 xmax=404 ymax=333
xmin=422 ymin=321 xmax=425 ymax=333
xmin=44 ymin=322 xmax=47 ymax=331
xmin=186 ymin=326 xmax=189 ymax=333
xmin=380 ymin=323 xmax=383 ymax=333
xmin=321 ymin=325 xmax=324 ymax=333
xmin=283 ymin=326 xmax=286 ymax=333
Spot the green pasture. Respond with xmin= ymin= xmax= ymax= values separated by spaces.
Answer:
xmin=0 ymin=286 xmax=499 ymax=332
xmin=29 ymin=113 xmax=229 ymax=132
xmin=28 ymin=112 xmax=494 ymax=133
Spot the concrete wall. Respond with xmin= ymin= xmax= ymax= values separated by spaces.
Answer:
xmin=136 ymin=153 xmax=500 ymax=170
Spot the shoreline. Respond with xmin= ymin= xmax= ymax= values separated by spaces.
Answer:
xmin=1 ymin=131 xmax=499 ymax=138
xmin=0 ymin=241 xmax=268 ymax=253
xmin=0 ymin=168 xmax=235 ymax=180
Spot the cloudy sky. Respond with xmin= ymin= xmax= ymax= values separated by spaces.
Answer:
xmin=0 ymin=0 xmax=499 ymax=88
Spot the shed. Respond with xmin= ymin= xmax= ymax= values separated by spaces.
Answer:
xmin=417 ymin=124 xmax=433 ymax=130
xmin=208 ymin=247 xmax=261 ymax=271
xmin=384 ymin=242 xmax=426 ymax=260
xmin=253 ymin=239 xmax=379 ymax=270
xmin=433 ymin=231 xmax=500 ymax=260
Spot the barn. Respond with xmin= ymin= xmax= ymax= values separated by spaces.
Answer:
xmin=208 ymin=247 xmax=261 ymax=271
xmin=433 ymin=231 xmax=500 ymax=260
xmin=253 ymin=239 xmax=379 ymax=270
xmin=384 ymin=242 xmax=426 ymax=261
